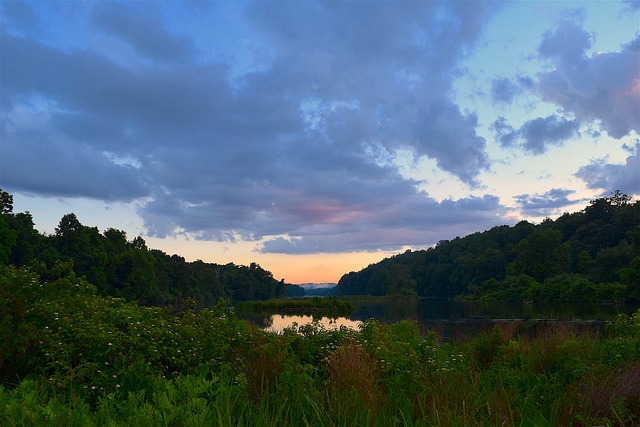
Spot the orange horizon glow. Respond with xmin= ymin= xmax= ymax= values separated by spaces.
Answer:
xmin=258 ymin=251 xmax=392 ymax=284
xmin=145 ymin=236 xmax=393 ymax=284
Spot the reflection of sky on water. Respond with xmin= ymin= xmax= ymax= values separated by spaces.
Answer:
xmin=266 ymin=315 xmax=362 ymax=334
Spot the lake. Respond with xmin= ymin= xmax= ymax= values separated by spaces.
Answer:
xmin=238 ymin=298 xmax=640 ymax=341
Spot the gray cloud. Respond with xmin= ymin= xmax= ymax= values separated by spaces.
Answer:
xmin=519 ymin=115 xmax=581 ymax=154
xmin=513 ymin=188 xmax=578 ymax=217
xmin=575 ymin=143 xmax=640 ymax=196
xmin=0 ymin=1 xmax=557 ymax=254
xmin=91 ymin=2 xmax=195 ymax=63
xmin=490 ymin=17 xmax=638 ymax=157
xmin=491 ymin=116 xmax=518 ymax=147
xmin=260 ymin=194 xmax=508 ymax=254
xmin=491 ymin=76 xmax=534 ymax=104
xmin=490 ymin=115 xmax=580 ymax=154
xmin=1 ymin=121 xmax=148 ymax=201
xmin=0 ymin=0 xmax=40 ymax=36
xmin=536 ymin=20 xmax=639 ymax=139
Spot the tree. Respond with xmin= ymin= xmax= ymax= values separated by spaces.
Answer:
xmin=54 ymin=214 xmax=107 ymax=286
xmin=607 ymin=190 xmax=632 ymax=207
xmin=7 ymin=212 xmax=42 ymax=266
xmin=0 ymin=214 xmax=16 ymax=265
xmin=0 ymin=189 xmax=17 ymax=265
xmin=584 ymin=191 xmax=632 ymax=221
xmin=132 ymin=236 xmax=147 ymax=250
xmin=104 ymin=228 xmax=128 ymax=253
xmin=0 ymin=189 xmax=13 ymax=215
xmin=509 ymin=229 xmax=570 ymax=282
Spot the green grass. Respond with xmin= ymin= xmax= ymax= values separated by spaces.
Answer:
xmin=2 ymin=264 xmax=640 ymax=426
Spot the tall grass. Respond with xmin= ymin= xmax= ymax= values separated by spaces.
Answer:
xmin=2 ymin=265 xmax=639 ymax=426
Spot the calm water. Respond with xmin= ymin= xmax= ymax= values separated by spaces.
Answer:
xmin=239 ymin=298 xmax=640 ymax=341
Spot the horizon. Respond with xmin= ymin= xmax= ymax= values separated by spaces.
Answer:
xmin=2 ymin=1 xmax=639 ymax=284
xmin=7 ymin=192 xmax=628 ymax=285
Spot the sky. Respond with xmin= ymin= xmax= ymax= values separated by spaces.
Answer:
xmin=1 ymin=0 xmax=639 ymax=284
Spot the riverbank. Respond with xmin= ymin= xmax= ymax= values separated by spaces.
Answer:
xmin=235 ymin=296 xmax=355 ymax=317
xmin=2 ymin=266 xmax=639 ymax=426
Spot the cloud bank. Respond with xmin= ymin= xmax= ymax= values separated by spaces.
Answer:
xmin=1 ymin=2 xmax=638 ymax=254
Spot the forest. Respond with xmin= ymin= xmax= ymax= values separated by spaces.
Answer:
xmin=0 ymin=189 xmax=284 ymax=309
xmin=337 ymin=191 xmax=640 ymax=303
xmin=2 ymin=188 xmax=640 ymax=425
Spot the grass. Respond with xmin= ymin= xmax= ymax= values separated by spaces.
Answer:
xmin=2 ymin=264 xmax=640 ymax=426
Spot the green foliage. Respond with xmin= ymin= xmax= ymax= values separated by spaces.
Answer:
xmin=1 ymin=267 xmax=640 ymax=426
xmin=509 ymin=228 xmax=570 ymax=280
xmin=2 ymin=187 xmax=640 ymax=424
xmin=0 ymin=189 xmax=285 ymax=308
xmin=338 ymin=192 xmax=640 ymax=303
xmin=0 ymin=214 xmax=16 ymax=266
xmin=283 ymin=283 xmax=305 ymax=297
xmin=0 ymin=189 xmax=17 ymax=265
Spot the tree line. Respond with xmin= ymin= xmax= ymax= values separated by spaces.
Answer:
xmin=0 ymin=189 xmax=284 ymax=308
xmin=337 ymin=191 xmax=640 ymax=303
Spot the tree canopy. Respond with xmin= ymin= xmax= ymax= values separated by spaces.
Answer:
xmin=0 ymin=189 xmax=284 ymax=307
xmin=337 ymin=192 xmax=640 ymax=303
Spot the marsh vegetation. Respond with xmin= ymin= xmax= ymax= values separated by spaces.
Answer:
xmin=2 ymin=264 xmax=640 ymax=426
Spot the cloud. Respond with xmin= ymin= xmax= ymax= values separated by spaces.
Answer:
xmin=91 ymin=2 xmax=195 ymax=63
xmin=1 ymin=104 xmax=148 ymax=201
xmin=491 ymin=17 xmax=638 ymax=156
xmin=491 ymin=117 xmax=518 ymax=147
xmin=491 ymin=76 xmax=534 ymax=104
xmin=1 ymin=2 xmax=508 ymax=254
xmin=575 ymin=143 xmax=640 ymax=196
xmin=535 ymin=20 xmax=640 ymax=138
xmin=513 ymin=188 xmax=578 ymax=217
xmin=519 ymin=115 xmax=580 ymax=154
xmin=491 ymin=115 xmax=580 ymax=153
xmin=0 ymin=0 xmax=41 ymax=36
xmin=260 ymin=194 xmax=509 ymax=254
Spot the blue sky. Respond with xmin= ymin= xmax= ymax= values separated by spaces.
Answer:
xmin=1 ymin=0 xmax=639 ymax=283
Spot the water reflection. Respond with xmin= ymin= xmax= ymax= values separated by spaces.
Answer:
xmin=266 ymin=314 xmax=362 ymax=334
xmin=238 ymin=299 xmax=639 ymax=341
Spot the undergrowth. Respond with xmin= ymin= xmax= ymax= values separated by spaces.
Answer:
xmin=2 ymin=264 xmax=639 ymax=426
